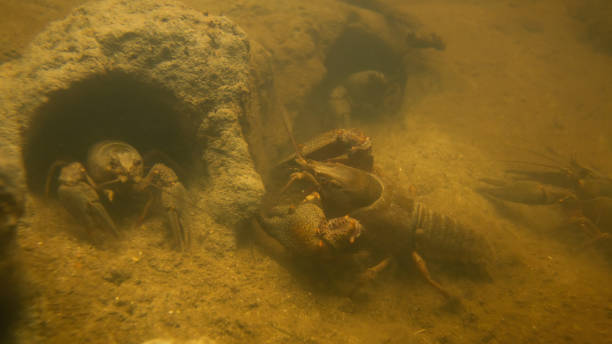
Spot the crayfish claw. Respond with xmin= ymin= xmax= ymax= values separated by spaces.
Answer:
xmin=56 ymin=162 xmax=119 ymax=238
xmin=321 ymin=216 xmax=364 ymax=250
xmin=143 ymin=163 xmax=190 ymax=251
xmin=476 ymin=180 xmax=572 ymax=205
xmin=87 ymin=201 xmax=119 ymax=238
xmin=167 ymin=207 xmax=189 ymax=251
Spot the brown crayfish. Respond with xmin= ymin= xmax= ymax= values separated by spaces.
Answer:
xmin=261 ymin=128 xmax=493 ymax=299
xmin=46 ymin=140 xmax=189 ymax=250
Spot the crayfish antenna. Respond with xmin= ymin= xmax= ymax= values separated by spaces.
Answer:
xmin=279 ymin=103 xmax=306 ymax=161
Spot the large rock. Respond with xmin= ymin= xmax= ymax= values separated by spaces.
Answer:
xmin=0 ymin=152 xmax=25 ymax=344
xmin=0 ymin=0 xmax=264 ymax=227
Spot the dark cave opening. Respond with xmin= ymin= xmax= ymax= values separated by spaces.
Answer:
xmin=22 ymin=72 xmax=199 ymax=194
xmin=324 ymin=28 xmax=405 ymax=86
xmin=294 ymin=28 xmax=407 ymax=141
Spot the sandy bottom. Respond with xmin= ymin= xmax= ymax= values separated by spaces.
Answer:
xmin=2 ymin=0 xmax=611 ymax=343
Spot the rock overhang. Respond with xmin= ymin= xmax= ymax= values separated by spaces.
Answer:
xmin=0 ymin=0 xmax=264 ymax=227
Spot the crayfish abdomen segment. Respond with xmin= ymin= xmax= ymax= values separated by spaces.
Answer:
xmin=414 ymin=206 xmax=492 ymax=269
xmin=352 ymin=186 xmax=492 ymax=276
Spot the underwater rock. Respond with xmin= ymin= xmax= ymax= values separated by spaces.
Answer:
xmin=0 ymin=153 xmax=25 ymax=344
xmin=0 ymin=0 xmax=264 ymax=227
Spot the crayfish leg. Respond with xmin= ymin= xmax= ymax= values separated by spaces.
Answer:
xmin=567 ymin=216 xmax=611 ymax=252
xmin=411 ymin=251 xmax=452 ymax=300
xmin=280 ymin=171 xmax=320 ymax=194
xmin=359 ymin=256 xmax=392 ymax=283
xmin=141 ymin=163 xmax=191 ymax=251
xmin=575 ymin=232 xmax=611 ymax=252
xmin=57 ymin=183 xmax=119 ymax=238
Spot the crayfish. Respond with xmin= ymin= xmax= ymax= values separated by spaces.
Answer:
xmin=477 ymin=152 xmax=612 ymax=251
xmin=46 ymin=140 xmax=190 ymax=250
xmin=260 ymin=128 xmax=492 ymax=300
